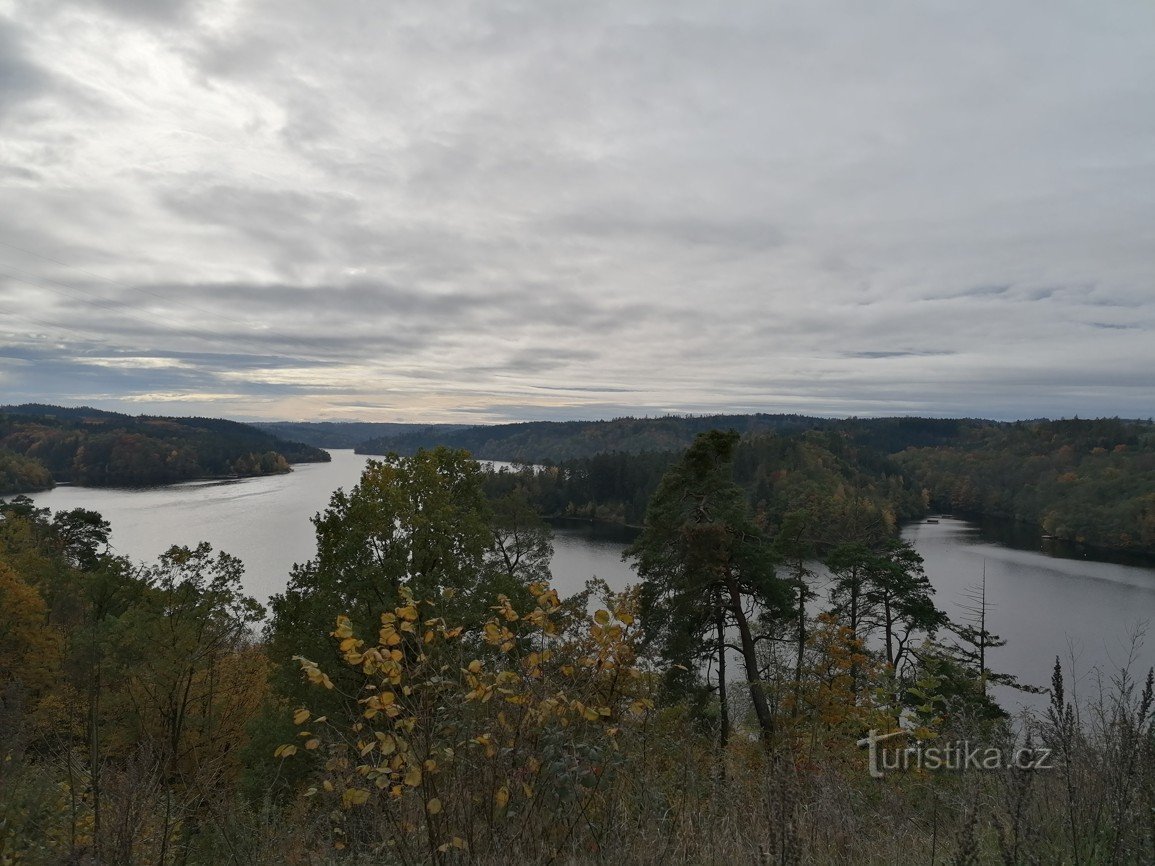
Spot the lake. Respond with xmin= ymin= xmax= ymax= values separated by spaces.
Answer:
xmin=22 ymin=450 xmax=1155 ymax=714
xmin=21 ymin=450 xmax=637 ymax=604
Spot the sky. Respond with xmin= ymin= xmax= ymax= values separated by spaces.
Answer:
xmin=1 ymin=0 xmax=1153 ymax=424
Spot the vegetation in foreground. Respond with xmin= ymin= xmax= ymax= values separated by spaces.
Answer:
xmin=1 ymin=432 xmax=1153 ymax=864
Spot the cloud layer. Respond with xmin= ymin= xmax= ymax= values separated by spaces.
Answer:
xmin=1 ymin=0 xmax=1153 ymax=422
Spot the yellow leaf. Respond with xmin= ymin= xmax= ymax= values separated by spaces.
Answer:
xmin=467 ymin=659 xmax=483 ymax=673
xmin=404 ymin=766 xmax=422 ymax=787
xmin=426 ymin=797 xmax=442 ymax=814
xmin=274 ymin=744 xmax=298 ymax=758
xmin=341 ymin=787 xmax=370 ymax=808
xmin=305 ymin=739 xmax=321 ymax=750
xmin=292 ymin=708 xmax=310 ymax=726
xmin=332 ymin=615 xmax=353 ymax=639
xmin=494 ymin=786 xmax=509 ymax=809
xmin=322 ymin=780 xmax=334 ymax=792
xmin=594 ymin=609 xmax=610 ymax=625
xmin=617 ymin=611 xmax=635 ymax=626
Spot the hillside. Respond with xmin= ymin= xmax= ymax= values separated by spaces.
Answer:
xmin=354 ymin=411 xmax=1155 ymax=554
xmin=0 ymin=404 xmax=329 ymax=492
xmin=482 ymin=428 xmax=924 ymax=534
xmin=356 ymin=413 xmax=827 ymax=462
xmin=894 ymin=417 xmax=1155 ymax=552
xmin=253 ymin=421 xmax=468 ymax=449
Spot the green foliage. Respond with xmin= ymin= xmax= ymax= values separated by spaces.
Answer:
xmin=266 ymin=448 xmax=547 ymax=708
xmin=0 ymin=449 xmax=53 ymax=495
xmin=482 ymin=430 xmax=923 ymax=534
xmin=627 ymin=430 xmax=791 ymax=742
xmin=895 ymin=417 xmax=1155 ymax=552
xmin=358 ymin=413 xmax=825 ymax=462
xmin=0 ymin=403 xmax=329 ymax=491
xmin=254 ymin=420 xmax=467 ymax=449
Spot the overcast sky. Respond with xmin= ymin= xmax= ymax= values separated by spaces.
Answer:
xmin=1 ymin=0 xmax=1152 ymax=424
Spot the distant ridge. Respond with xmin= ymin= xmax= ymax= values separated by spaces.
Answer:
xmin=352 ymin=413 xmax=984 ymax=463
xmin=253 ymin=420 xmax=468 ymax=450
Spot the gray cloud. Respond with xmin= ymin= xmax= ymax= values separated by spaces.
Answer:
xmin=0 ymin=0 xmax=1153 ymax=422
xmin=0 ymin=19 xmax=53 ymax=119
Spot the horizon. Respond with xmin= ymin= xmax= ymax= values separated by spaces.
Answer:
xmin=2 ymin=2 xmax=1153 ymax=422
xmin=4 ymin=400 xmax=1150 ymax=429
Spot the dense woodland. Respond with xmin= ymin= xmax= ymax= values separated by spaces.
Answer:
xmin=0 ymin=405 xmax=329 ymax=493
xmin=348 ymin=414 xmax=1155 ymax=555
xmin=2 ymin=433 xmax=1153 ymax=864
xmin=480 ymin=429 xmax=924 ymax=531
xmin=355 ymin=413 xmax=825 ymax=462
xmin=894 ymin=418 xmax=1155 ymax=552
xmin=254 ymin=422 xmax=467 ymax=451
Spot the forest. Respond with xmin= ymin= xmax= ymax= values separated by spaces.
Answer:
xmin=2 ymin=433 xmax=1152 ymax=864
xmin=352 ymin=414 xmax=1155 ymax=556
xmin=0 ymin=405 xmax=329 ymax=493
xmin=893 ymin=418 xmax=1155 ymax=552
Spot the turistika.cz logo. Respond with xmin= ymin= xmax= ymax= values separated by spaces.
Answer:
xmin=857 ymin=729 xmax=1055 ymax=779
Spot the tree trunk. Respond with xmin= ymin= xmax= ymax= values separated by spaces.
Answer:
xmin=724 ymin=571 xmax=774 ymax=745
xmin=716 ymin=599 xmax=729 ymax=752
xmin=792 ymin=564 xmax=806 ymax=718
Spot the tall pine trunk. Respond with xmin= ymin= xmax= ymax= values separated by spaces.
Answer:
xmin=725 ymin=571 xmax=774 ymax=745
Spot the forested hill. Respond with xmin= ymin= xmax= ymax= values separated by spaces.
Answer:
xmin=0 ymin=404 xmax=329 ymax=493
xmin=482 ymin=429 xmax=925 ymax=534
xmin=894 ymin=417 xmax=1155 ymax=552
xmin=356 ymin=414 xmax=826 ymax=461
xmin=350 ymin=412 xmax=1155 ymax=554
xmin=254 ymin=420 xmax=467 ymax=449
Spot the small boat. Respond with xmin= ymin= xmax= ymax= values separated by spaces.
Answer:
xmin=925 ymin=518 xmax=939 ymax=524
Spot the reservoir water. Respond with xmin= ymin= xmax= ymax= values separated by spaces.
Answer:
xmin=23 ymin=450 xmax=1155 ymax=714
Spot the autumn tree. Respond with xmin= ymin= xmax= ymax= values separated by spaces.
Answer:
xmin=108 ymin=543 xmax=265 ymax=863
xmin=266 ymin=448 xmax=549 ymax=711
